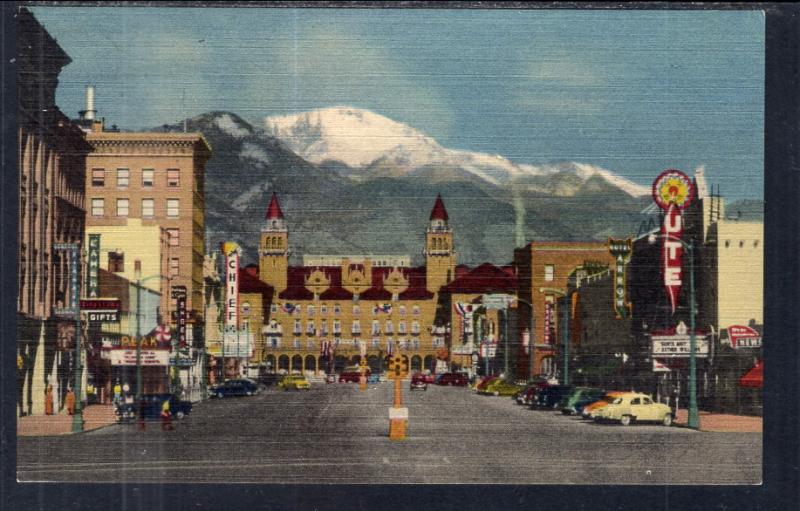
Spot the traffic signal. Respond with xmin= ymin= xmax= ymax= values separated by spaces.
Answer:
xmin=399 ymin=356 xmax=409 ymax=375
xmin=387 ymin=355 xmax=396 ymax=373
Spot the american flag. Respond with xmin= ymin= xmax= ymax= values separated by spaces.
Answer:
xmin=320 ymin=340 xmax=331 ymax=357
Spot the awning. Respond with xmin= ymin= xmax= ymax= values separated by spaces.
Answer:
xmin=738 ymin=359 xmax=763 ymax=388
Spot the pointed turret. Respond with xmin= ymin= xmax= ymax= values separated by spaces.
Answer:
xmin=265 ymin=192 xmax=284 ymax=220
xmin=429 ymin=193 xmax=449 ymax=221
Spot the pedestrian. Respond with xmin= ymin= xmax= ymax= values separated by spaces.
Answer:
xmin=160 ymin=399 xmax=174 ymax=431
xmin=65 ymin=388 xmax=76 ymax=415
xmin=44 ymin=384 xmax=54 ymax=415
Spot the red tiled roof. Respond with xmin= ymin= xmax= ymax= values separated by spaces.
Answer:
xmin=238 ymin=269 xmax=274 ymax=318
xmin=441 ymin=263 xmax=517 ymax=294
xmin=265 ymin=192 xmax=284 ymax=219
xmin=430 ymin=194 xmax=449 ymax=221
xmin=278 ymin=266 xmax=314 ymax=300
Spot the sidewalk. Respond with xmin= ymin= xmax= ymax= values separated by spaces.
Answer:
xmin=17 ymin=404 xmax=117 ymax=436
xmin=674 ymin=409 xmax=762 ymax=433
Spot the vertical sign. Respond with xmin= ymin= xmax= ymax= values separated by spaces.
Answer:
xmin=543 ymin=298 xmax=553 ymax=345
xmin=608 ymin=238 xmax=633 ymax=318
xmin=87 ymin=234 xmax=100 ymax=298
xmin=69 ymin=247 xmax=80 ymax=310
xmin=177 ymin=295 xmax=187 ymax=348
xmin=652 ymin=169 xmax=694 ymax=315
xmin=221 ymin=242 xmax=241 ymax=329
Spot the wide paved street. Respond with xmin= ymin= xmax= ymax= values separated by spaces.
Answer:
xmin=17 ymin=381 xmax=761 ymax=484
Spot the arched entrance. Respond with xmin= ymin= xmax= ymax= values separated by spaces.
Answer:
xmin=278 ymin=354 xmax=290 ymax=373
xmin=334 ymin=355 xmax=348 ymax=373
xmin=367 ymin=355 xmax=380 ymax=373
xmin=265 ymin=354 xmax=276 ymax=373
xmin=291 ymin=355 xmax=303 ymax=373
xmin=410 ymin=355 xmax=422 ymax=372
xmin=423 ymin=355 xmax=434 ymax=372
xmin=304 ymin=355 xmax=317 ymax=373
xmin=540 ymin=356 xmax=555 ymax=378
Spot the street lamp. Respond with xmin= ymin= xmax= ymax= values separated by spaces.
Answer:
xmin=648 ymin=232 xmax=699 ymax=430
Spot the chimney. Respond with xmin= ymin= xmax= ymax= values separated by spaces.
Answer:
xmin=80 ymin=85 xmax=97 ymax=121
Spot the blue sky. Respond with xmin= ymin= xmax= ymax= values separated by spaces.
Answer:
xmin=31 ymin=7 xmax=764 ymax=200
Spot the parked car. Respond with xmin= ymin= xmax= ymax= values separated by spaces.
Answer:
xmin=415 ymin=371 xmax=437 ymax=384
xmin=481 ymin=379 xmax=524 ymax=397
xmin=474 ymin=376 xmax=499 ymax=393
xmin=338 ymin=368 xmax=370 ymax=383
xmin=582 ymin=391 xmax=632 ymax=419
xmin=531 ymin=385 xmax=574 ymax=409
xmin=210 ymin=379 xmax=259 ymax=398
xmin=325 ymin=373 xmax=337 ymax=384
xmin=436 ymin=372 xmax=469 ymax=386
xmin=259 ymin=373 xmax=281 ymax=386
xmin=558 ymin=387 xmax=606 ymax=415
xmin=594 ymin=393 xmax=673 ymax=426
xmin=516 ymin=379 xmax=550 ymax=405
xmin=410 ymin=373 xmax=428 ymax=391
xmin=132 ymin=393 xmax=192 ymax=420
xmin=278 ymin=374 xmax=311 ymax=391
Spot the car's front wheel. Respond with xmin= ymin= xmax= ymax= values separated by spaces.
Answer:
xmin=620 ymin=415 xmax=633 ymax=426
xmin=246 ymin=390 xmax=254 ymax=396
xmin=662 ymin=414 xmax=673 ymax=427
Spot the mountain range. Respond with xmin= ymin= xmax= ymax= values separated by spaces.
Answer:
xmin=156 ymin=108 xmax=667 ymax=266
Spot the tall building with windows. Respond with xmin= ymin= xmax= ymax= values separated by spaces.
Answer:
xmin=17 ymin=8 xmax=93 ymax=416
xmin=80 ymin=94 xmax=211 ymax=364
xmin=256 ymin=194 xmax=455 ymax=376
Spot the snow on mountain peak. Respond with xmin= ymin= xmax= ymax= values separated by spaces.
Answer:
xmin=215 ymin=113 xmax=252 ymax=138
xmin=263 ymin=106 xmax=649 ymax=197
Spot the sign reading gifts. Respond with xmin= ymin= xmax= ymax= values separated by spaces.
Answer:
xmin=652 ymin=169 xmax=695 ymax=315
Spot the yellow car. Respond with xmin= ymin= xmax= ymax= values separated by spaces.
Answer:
xmin=481 ymin=379 xmax=523 ymax=397
xmin=594 ymin=392 xmax=673 ymax=426
xmin=278 ymin=374 xmax=311 ymax=391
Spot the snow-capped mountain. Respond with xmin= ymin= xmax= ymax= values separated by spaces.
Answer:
xmin=265 ymin=106 xmax=650 ymax=197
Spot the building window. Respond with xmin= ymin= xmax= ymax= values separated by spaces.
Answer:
xmin=142 ymin=199 xmax=154 ymax=218
xmin=241 ymin=302 xmax=251 ymax=316
xmin=399 ymin=306 xmax=406 ymax=316
xmin=320 ymin=305 xmax=328 ymax=316
xmin=307 ymin=340 xmax=315 ymax=350
xmin=385 ymin=321 xmax=393 ymax=334
xmin=165 ymin=229 xmax=179 ymax=246
xmin=725 ymin=240 xmax=730 ymax=248
xmin=169 ymin=257 xmax=179 ymax=277
xmin=321 ymin=321 xmax=329 ymax=335
xmin=108 ymin=252 xmax=124 ymax=273
xmin=412 ymin=305 xmax=420 ymax=315
xmin=271 ymin=304 xmax=278 ymax=313
xmin=333 ymin=320 xmax=341 ymax=334
xmin=116 ymin=168 xmax=129 ymax=188
xmin=398 ymin=321 xmax=406 ymax=334
xmin=293 ymin=339 xmax=301 ymax=349
xmin=91 ymin=198 xmax=104 ymax=216
xmin=352 ymin=320 xmax=361 ymax=334
xmin=544 ymin=265 xmax=554 ymax=282
xmin=754 ymin=240 xmax=759 ymax=248
xmin=352 ymin=305 xmax=360 ymax=316
xmin=167 ymin=199 xmax=179 ymax=218
xmin=167 ymin=168 xmax=180 ymax=187
xmin=372 ymin=338 xmax=380 ymax=348
xmin=294 ymin=320 xmax=302 ymax=335
xmin=91 ymin=169 xmax=105 ymax=187
xmin=334 ymin=304 xmax=341 ymax=316
xmin=307 ymin=305 xmax=315 ymax=316
xmin=412 ymin=321 xmax=420 ymax=334
xmin=372 ymin=320 xmax=381 ymax=334
xmin=142 ymin=168 xmax=154 ymax=187
xmin=306 ymin=321 xmax=315 ymax=335
xmin=116 ymin=198 xmax=129 ymax=217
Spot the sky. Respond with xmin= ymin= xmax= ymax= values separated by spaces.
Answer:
xmin=30 ymin=7 xmax=764 ymax=200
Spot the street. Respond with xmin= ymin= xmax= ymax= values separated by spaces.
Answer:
xmin=17 ymin=381 xmax=761 ymax=484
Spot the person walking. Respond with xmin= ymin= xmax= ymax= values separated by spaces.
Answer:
xmin=160 ymin=399 xmax=174 ymax=431
xmin=44 ymin=384 xmax=54 ymax=415
xmin=65 ymin=388 xmax=76 ymax=415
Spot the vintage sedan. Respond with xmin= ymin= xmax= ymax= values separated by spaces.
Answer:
xmin=594 ymin=393 xmax=673 ymax=426
xmin=278 ymin=374 xmax=311 ymax=391
xmin=582 ymin=391 xmax=632 ymax=419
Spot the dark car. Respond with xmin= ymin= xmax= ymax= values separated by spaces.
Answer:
xmin=339 ymin=369 xmax=370 ymax=383
xmin=436 ymin=372 xmax=469 ymax=386
xmin=410 ymin=374 xmax=428 ymax=391
xmin=132 ymin=393 xmax=192 ymax=420
xmin=259 ymin=373 xmax=281 ymax=386
xmin=531 ymin=385 xmax=574 ymax=410
xmin=211 ymin=379 xmax=259 ymax=398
